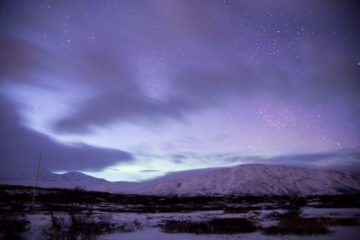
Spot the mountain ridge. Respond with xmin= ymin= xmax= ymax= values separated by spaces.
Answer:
xmin=1 ymin=164 xmax=359 ymax=196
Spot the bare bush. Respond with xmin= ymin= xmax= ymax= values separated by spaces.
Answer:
xmin=304 ymin=217 xmax=360 ymax=227
xmin=162 ymin=218 xmax=257 ymax=234
xmin=262 ymin=218 xmax=330 ymax=235
xmin=262 ymin=209 xmax=330 ymax=236
xmin=0 ymin=209 xmax=30 ymax=240
xmin=43 ymin=208 xmax=140 ymax=239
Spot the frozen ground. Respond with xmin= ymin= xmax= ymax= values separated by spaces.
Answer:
xmin=22 ymin=208 xmax=360 ymax=239
xmin=1 ymin=185 xmax=359 ymax=239
xmin=99 ymin=226 xmax=360 ymax=240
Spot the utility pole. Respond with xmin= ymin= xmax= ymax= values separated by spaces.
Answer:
xmin=31 ymin=153 xmax=41 ymax=212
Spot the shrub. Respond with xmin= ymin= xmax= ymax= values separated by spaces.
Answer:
xmin=43 ymin=211 xmax=140 ymax=239
xmin=262 ymin=209 xmax=330 ymax=236
xmin=329 ymin=218 xmax=359 ymax=226
xmin=162 ymin=218 xmax=257 ymax=234
xmin=0 ymin=210 xmax=30 ymax=240
xmin=306 ymin=217 xmax=360 ymax=227
xmin=262 ymin=218 xmax=330 ymax=236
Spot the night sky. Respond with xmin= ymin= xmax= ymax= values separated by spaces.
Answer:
xmin=1 ymin=0 xmax=360 ymax=181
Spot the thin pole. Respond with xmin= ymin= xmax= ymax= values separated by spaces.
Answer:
xmin=31 ymin=153 xmax=41 ymax=212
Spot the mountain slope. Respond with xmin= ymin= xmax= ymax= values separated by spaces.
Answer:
xmin=1 ymin=164 xmax=359 ymax=196
xmin=0 ymin=165 xmax=108 ymax=189
xmin=113 ymin=164 xmax=360 ymax=196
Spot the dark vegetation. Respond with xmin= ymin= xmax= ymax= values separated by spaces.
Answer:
xmin=42 ymin=208 xmax=140 ymax=240
xmin=316 ymin=194 xmax=360 ymax=208
xmin=262 ymin=208 xmax=360 ymax=236
xmin=309 ymin=217 xmax=360 ymax=226
xmin=162 ymin=208 xmax=359 ymax=236
xmin=0 ymin=208 xmax=30 ymax=239
xmin=162 ymin=218 xmax=257 ymax=234
xmin=1 ymin=184 xmax=359 ymax=214
xmin=262 ymin=217 xmax=331 ymax=235
xmin=262 ymin=209 xmax=330 ymax=235
xmin=0 ymin=185 xmax=359 ymax=237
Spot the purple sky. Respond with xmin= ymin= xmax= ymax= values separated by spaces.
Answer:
xmin=1 ymin=0 xmax=360 ymax=181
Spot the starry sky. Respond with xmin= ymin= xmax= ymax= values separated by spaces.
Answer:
xmin=1 ymin=0 xmax=360 ymax=181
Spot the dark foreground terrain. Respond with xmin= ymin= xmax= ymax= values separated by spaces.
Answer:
xmin=1 ymin=184 xmax=359 ymax=239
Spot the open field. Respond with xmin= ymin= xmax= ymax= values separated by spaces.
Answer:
xmin=1 ymin=185 xmax=359 ymax=239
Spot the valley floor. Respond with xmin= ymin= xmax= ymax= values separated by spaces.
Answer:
xmin=1 ymin=185 xmax=359 ymax=239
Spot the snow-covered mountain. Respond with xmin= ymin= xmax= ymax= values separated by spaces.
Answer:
xmin=0 ymin=165 xmax=108 ymax=189
xmin=1 ymin=164 xmax=359 ymax=196
xmin=119 ymin=164 xmax=360 ymax=196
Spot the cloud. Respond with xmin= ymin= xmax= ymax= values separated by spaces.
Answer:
xmin=140 ymin=170 xmax=159 ymax=173
xmin=0 ymin=33 xmax=55 ymax=86
xmin=0 ymin=96 xmax=133 ymax=172
xmin=220 ymin=149 xmax=360 ymax=173
xmin=0 ymin=0 xmax=359 ymax=179
xmin=0 ymin=1 xmax=359 ymax=136
xmin=164 ymin=149 xmax=360 ymax=176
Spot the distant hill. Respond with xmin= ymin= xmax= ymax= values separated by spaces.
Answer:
xmin=118 ymin=164 xmax=360 ymax=196
xmin=1 ymin=164 xmax=359 ymax=196
xmin=0 ymin=165 xmax=108 ymax=189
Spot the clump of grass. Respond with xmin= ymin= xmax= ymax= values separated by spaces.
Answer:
xmin=262 ymin=218 xmax=330 ymax=236
xmin=306 ymin=217 xmax=360 ymax=227
xmin=0 ymin=209 xmax=30 ymax=240
xmin=162 ymin=218 xmax=257 ymax=234
xmin=316 ymin=194 xmax=360 ymax=208
xmin=329 ymin=217 xmax=360 ymax=226
xmin=43 ymin=210 xmax=140 ymax=240
xmin=262 ymin=209 xmax=330 ymax=236
xmin=43 ymin=211 xmax=95 ymax=240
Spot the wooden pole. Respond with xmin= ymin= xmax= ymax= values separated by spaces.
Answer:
xmin=31 ymin=153 xmax=41 ymax=212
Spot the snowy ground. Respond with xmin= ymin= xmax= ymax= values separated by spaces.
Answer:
xmin=99 ymin=226 xmax=360 ymax=240
xmin=22 ymin=208 xmax=360 ymax=240
xmin=1 ymin=185 xmax=359 ymax=239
